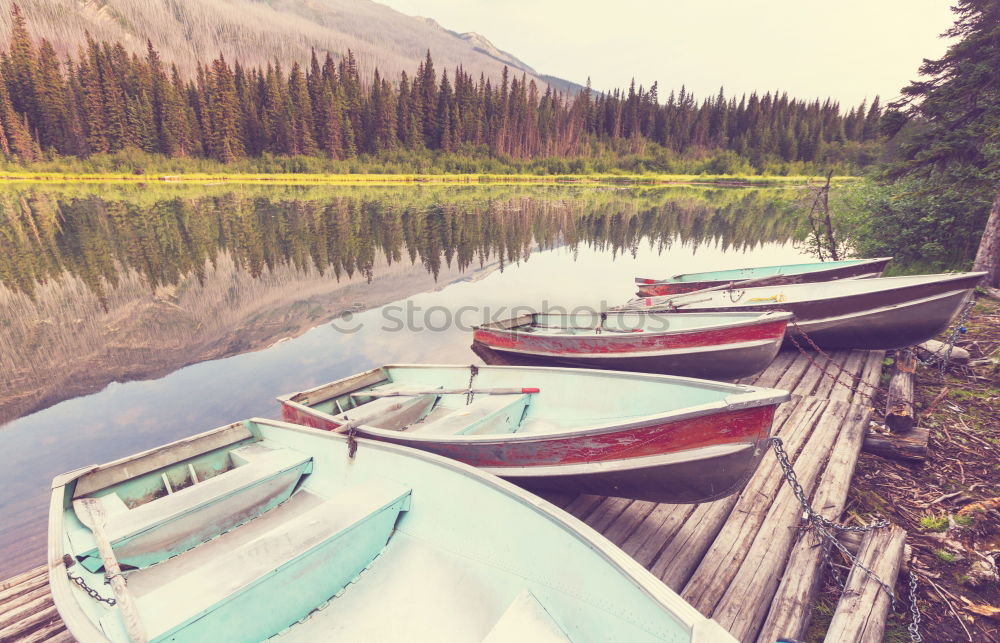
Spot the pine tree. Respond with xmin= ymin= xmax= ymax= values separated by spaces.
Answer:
xmin=0 ymin=67 xmax=32 ymax=159
xmin=888 ymin=1 xmax=1000 ymax=285
xmin=206 ymin=55 xmax=245 ymax=161
xmin=7 ymin=4 xmax=36 ymax=120
xmin=287 ymin=62 xmax=317 ymax=155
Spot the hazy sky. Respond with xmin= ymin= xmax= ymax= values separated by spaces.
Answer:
xmin=378 ymin=0 xmax=956 ymax=107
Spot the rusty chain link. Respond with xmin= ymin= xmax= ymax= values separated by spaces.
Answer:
xmin=67 ymin=570 xmax=117 ymax=606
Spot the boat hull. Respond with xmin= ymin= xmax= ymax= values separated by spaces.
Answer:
xmin=471 ymin=334 xmax=783 ymax=380
xmin=280 ymin=395 xmax=780 ymax=504
xmin=50 ymin=418 xmax=739 ymax=642
xmin=504 ymin=440 xmax=768 ymax=503
xmin=472 ymin=313 xmax=790 ymax=380
xmin=787 ymin=287 xmax=974 ymax=350
xmin=635 ymin=257 xmax=892 ymax=297
xmin=629 ymin=272 xmax=983 ymax=350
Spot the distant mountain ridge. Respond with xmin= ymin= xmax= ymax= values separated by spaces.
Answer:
xmin=0 ymin=0 xmax=581 ymax=92
xmin=414 ymin=16 xmax=538 ymax=75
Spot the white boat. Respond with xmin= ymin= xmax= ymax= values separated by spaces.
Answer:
xmin=618 ymin=272 xmax=985 ymax=350
xmin=49 ymin=418 xmax=736 ymax=642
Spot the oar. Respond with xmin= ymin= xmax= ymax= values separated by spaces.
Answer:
xmin=351 ymin=387 xmax=540 ymax=398
xmin=623 ymin=273 xmax=789 ymax=309
xmin=73 ymin=498 xmax=148 ymax=643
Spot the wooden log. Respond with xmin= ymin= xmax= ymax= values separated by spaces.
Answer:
xmin=885 ymin=349 xmax=917 ymax=433
xmin=755 ymin=402 xmax=872 ymax=643
xmin=0 ymin=571 xmax=48 ymax=605
xmin=0 ymin=604 xmax=60 ymax=642
xmin=583 ymin=497 xmax=634 ymax=533
xmin=602 ymin=500 xmax=657 ymax=546
xmin=620 ymin=504 xmax=697 ymax=568
xmin=0 ymin=565 xmax=46 ymax=593
xmin=917 ymin=339 xmax=970 ymax=364
xmin=12 ymin=617 xmax=70 ymax=643
xmin=862 ymin=427 xmax=930 ymax=462
xmin=563 ymin=494 xmax=607 ymax=521
xmin=983 ymin=285 xmax=1000 ymax=302
xmin=666 ymin=398 xmax=829 ymax=603
xmin=0 ymin=593 xmax=53 ymax=632
xmin=829 ymin=350 xmax=868 ymax=403
xmin=853 ymin=350 xmax=887 ymax=406
xmin=706 ymin=400 xmax=855 ymax=639
xmin=773 ymin=351 xmax=814 ymax=392
xmin=823 ymin=525 xmax=907 ymax=643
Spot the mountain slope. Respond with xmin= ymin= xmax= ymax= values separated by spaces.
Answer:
xmin=0 ymin=0 xmax=580 ymax=92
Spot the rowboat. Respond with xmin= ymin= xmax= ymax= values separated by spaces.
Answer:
xmin=50 ymin=418 xmax=737 ymax=642
xmin=618 ymin=272 xmax=985 ymax=350
xmin=472 ymin=311 xmax=793 ymax=380
xmin=635 ymin=257 xmax=892 ymax=296
xmin=279 ymin=365 xmax=788 ymax=503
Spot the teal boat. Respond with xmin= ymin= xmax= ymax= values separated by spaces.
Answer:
xmin=635 ymin=257 xmax=892 ymax=296
xmin=49 ymin=418 xmax=736 ymax=642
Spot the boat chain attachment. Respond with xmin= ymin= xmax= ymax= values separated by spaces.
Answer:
xmin=914 ymin=298 xmax=975 ymax=375
xmin=65 ymin=553 xmax=118 ymax=606
xmin=768 ymin=437 xmax=922 ymax=641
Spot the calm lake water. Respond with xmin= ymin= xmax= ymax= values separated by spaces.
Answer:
xmin=0 ymin=182 xmax=812 ymax=578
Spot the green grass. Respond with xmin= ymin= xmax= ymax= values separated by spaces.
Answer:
xmin=0 ymin=170 xmax=857 ymax=185
xmin=954 ymin=513 xmax=974 ymax=527
xmin=934 ymin=549 xmax=957 ymax=563
xmin=919 ymin=515 xmax=950 ymax=532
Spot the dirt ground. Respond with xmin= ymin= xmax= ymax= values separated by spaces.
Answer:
xmin=808 ymin=296 xmax=1000 ymax=642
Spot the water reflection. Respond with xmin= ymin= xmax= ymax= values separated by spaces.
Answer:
xmin=1 ymin=184 xmax=802 ymax=424
xmin=0 ymin=183 xmax=810 ymax=578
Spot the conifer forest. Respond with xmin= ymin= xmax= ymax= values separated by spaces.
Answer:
xmin=0 ymin=6 xmax=882 ymax=172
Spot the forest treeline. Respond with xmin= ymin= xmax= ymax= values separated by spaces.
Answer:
xmin=0 ymin=6 xmax=883 ymax=174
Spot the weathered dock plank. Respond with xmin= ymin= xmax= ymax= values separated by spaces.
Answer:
xmin=0 ymin=565 xmax=68 ymax=642
xmin=823 ymin=525 xmax=907 ymax=643
xmin=756 ymin=400 xmax=873 ymax=643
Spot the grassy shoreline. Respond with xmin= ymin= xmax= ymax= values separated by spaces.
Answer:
xmin=0 ymin=171 xmax=858 ymax=186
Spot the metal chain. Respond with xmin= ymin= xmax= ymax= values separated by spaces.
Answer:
xmin=466 ymin=364 xmax=479 ymax=405
xmin=915 ymin=298 xmax=975 ymax=375
xmin=768 ymin=437 xmax=897 ymax=604
xmin=770 ymin=436 xmax=925 ymax=636
xmin=67 ymin=570 xmax=117 ymax=606
xmin=907 ymin=570 xmax=923 ymax=642
xmin=787 ymin=323 xmax=882 ymax=405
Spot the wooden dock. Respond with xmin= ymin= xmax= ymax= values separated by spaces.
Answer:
xmin=0 ymin=349 xmax=884 ymax=642
xmin=540 ymin=347 xmax=887 ymax=642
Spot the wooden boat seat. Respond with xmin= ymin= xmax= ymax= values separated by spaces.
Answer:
xmin=482 ymin=590 xmax=572 ymax=642
xmin=337 ymin=385 xmax=441 ymax=431
xmin=100 ymin=479 xmax=412 ymax=642
xmin=73 ymin=445 xmax=313 ymax=572
xmin=409 ymin=394 xmax=530 ymax=436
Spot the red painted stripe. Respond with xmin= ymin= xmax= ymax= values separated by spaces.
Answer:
xmin=382 ymin=405 xmax=776 ymax=467
xmin=637 ymin=283 xmax=704 ymax=296
xmin=280 ymin=401 xmax=777 ymax=468
xmin=473 ymin=319 xmax=787 ymax=356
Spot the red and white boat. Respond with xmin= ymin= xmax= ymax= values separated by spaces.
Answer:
xmin=278 ymin=365 xmax=789 ymax=503
xmin=472 ymin=311 xmax=792 ymax=380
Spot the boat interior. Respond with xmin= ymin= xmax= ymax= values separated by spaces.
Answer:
xmin=57 ymin=419 xmax=698 ymax=642
xmin=486 ymin=311 xmax=781 ymax=337
xmin=290 ymin=365 xmax=759 ymax=438
xmin=667 ymin=257 xmax=874 ymax=283
xmin=634 ymin=272 xmax=982 ymax=309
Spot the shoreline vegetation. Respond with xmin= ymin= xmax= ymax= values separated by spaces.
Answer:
xmin=0 ymin=170 xmax=857 ymax=185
